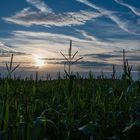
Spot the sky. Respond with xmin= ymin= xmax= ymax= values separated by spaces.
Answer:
xmin=0 ymin=0 xmax=140 ymax=78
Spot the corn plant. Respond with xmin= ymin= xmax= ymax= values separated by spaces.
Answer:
xmin=60 ymin=40 xmax=83 ymax=96
xmin=111 ymin=64 xmax=116 ymax=80
xmin=60 ymin=40 xmax=83 ymax=77
xmin=122 ymin=49 xmax=132 ymax=82
xmin=0 ymin=70 xmax=139 ymax=139
xmin=6 ymin=54 xmax=20 ymax=78
xmin=138 ymin=66 xmax=140 ymax=81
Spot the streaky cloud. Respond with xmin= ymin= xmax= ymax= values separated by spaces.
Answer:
xmin=76 ymin=0 xmax=140 ymax=35
xmin=114 ymin=0 xmax=140 ymax=17
xmin=0 ymin=30 xmax=140 ymax=71
xmin=40 ymin=58 xmax=65 ymax=61
xmin=0 ymin=41 xmax=18 ymax=52
xmin=11 ymin=30 xmax=118 ymax=51
xmin=47 ymin=60 xmax=111 ymax=67
xmin=0 ymin=30 xmax=113 ymax=59
xmin=26 ymin=0 xmax=53 ymax=14
xmin=75 ymin=29 xmax=113 ymax=47
xmin=3 ymin=9 xmax=101 ymax=27
xmin=0 ymin=41 xmax=30 ymax=57
xmin=75 ymin=29 xmax=97 ymax=41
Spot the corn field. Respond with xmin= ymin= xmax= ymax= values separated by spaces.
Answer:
xmin=0 ymin=73 xmax=140 ymax=140
xmin=0 ymin=44 xmax=140 ymax=140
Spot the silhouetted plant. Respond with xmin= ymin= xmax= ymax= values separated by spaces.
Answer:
xmin=60 ymin=40 xmax=83 ymax=77
xmin=122 ymin=49 xmax=132 ymax=82
xmin=112 ymin=64 xmax=116 ymax=80
xmin=60 ymin=40 xmax=83 ymax=96
xmin=6 ymin=54 xmax=20 ymax=78
xmin=35 ymin=71 xmax=38 ymax=83
xmin=138 ymin=66 xmax=140 ymax=81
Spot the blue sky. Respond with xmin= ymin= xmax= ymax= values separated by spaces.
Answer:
xmin=0 ymin=0 xmax=140 ymax=77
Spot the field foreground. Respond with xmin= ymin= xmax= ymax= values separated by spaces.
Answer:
xmin=0 ymin=77 xmax=140 ymax=140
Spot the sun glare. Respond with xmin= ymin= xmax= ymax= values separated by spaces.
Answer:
xmin=34 ymin=55 xmax=45 ymax=68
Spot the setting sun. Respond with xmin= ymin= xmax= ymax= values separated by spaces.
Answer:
xmin=34 ymin=56 xmax=45 ymax=68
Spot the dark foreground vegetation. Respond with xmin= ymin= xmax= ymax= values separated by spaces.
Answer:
xmin=0 ymin=75 xmax=140 ymax=140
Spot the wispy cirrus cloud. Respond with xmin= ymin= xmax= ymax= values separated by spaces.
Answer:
xmin=1 ymin=30 xmax=140 ymax=59
xmin=75 ymin=29 xmax=97 ymax=41
xmin=3 ymin=0 xmax=101 ymax=27
xmin=0 ymin=41 xmax=16 ymax=52
xmin=0 ymin=30 xmax=115 ymax=62
xmin=0 ymin=41 xmax=30 ymax=57
xmin=84 ymin=49 xmax=140 ymax=61
xmin=3 ymin=8 xmax=101 ymax=27
xmin=76 ymin=0 xmax=140 ymax=35
xmin=114 ymin=0 xmax=140 ymax=17
xmin=1 ymin=0 xmax=140 ymax=76
xmin=47 ymin=60 xmax=111 ymax=67
xmin=26 ymin=0 xmax=53 ymax=14
xmin=11 ymin=30 xmax=121 ymax=53
xmin=0 ymin=30 xmax=140 ymax=72
xmin=82 ymin=49 xmax=140 ymax=66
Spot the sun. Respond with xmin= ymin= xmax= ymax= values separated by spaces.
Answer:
xmin=34 ymin=55 xmax=45 ymax=68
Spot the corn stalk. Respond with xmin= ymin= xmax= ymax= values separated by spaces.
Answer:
xmin=122 ymin=49 xmax=132 ymax=82
xmin=112 ymin=64 xmax=116 ymax=80
xmin=6 ymin=54 xmax=20 ymax=78
xmin=60 ymin=40 xmax=83 ymax=77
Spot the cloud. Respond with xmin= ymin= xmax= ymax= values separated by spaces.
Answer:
xmin=83 ymin=53 xmax=120 ymax=59
xmin=76 ymin=0 xmax=140 ymax=35
xmin=11 ymin=30 xmax=97 ymax=43
xmin=75 ymin=29 xmax=97 ymax=41
xmin=26 ymin=0 xmax=53 ymax=14
xmin=3 ymin=10 xmax=101 ymax=27
xmin=3 ymin=4 xmax=101 ymax=27
xmin=114 ymin=0 xmax=140 ymax=17
xmin=0 ymin=30 xmax=140 ymax=73
xmin=47 ymin=60 xmax=111 ymax=67
xmin=40 ymin=58 xmax=65 ymax=61
xmin=10 ymin=30 xmax=119 ymax=53
xmin=1 ymin=0 xmax=140 ymax=75
xmin=1 ymin=30 xmax=140 ymax=57
xmin=75 ymin=29 xmax=115 ymax=47
xmin=0 ymin=41 xmax=19 ymax=52
xmin=0 ymin=30 xmax=116 ymax=64
xmin=0 ymin=41 xmax=30 ymax=57
xmin=83 ymin=49 xmax=140 ymax=66
xmin=76 ymin=61 xmax=114 ymax=68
